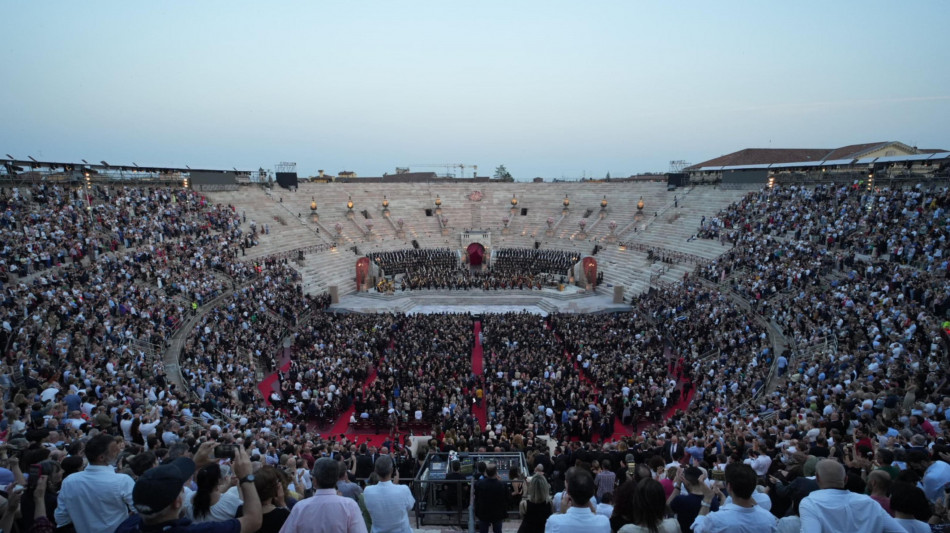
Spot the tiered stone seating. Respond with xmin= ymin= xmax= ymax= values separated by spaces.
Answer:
xmin=207 ymin=183 xmax=746 ymax=299
xmin=209 ymin=188 xmax=328 ymax=259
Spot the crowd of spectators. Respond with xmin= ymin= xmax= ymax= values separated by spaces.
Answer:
xmin=3 ymin=180 xmax=950 ymax=532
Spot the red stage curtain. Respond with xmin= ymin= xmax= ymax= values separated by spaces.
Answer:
xmin=583 ymin=257 xmax=597 ymax=286
xmin=356 ymin=257 xmax=370 ymax=287
xmin=467 ymin=243 xmax=485 ymax=267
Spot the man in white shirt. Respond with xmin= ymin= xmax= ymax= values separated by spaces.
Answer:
xmin=691 ymin=463 xmax=776 ymax=533
xmin=907 ymin=449 xmax=950 ymax=504
xmin=544 ymin=468 xmax=610 ymax=533
xmin=363 ymin=455 xmax=415 ymax=533
xmin=743 ymin=450 xmax=772 ymax=478
xmin=798 ymin=459 xmax=904 ymax=533
xmin=55 ymin=433 xmax=136 ymax=533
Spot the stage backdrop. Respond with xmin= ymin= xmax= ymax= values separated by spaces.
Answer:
xmin=356 ymin=257 xmax=370 ymax=289
xmin=467 ymin=243 xmax=485 ymax=267
xmin=582 ymin=256 xmax=598 ymax=286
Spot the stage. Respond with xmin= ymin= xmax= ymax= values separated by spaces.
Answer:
xmin=332 ymin=286 xmax=630 ymax=315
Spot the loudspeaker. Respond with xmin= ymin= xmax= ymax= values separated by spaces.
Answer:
xmin=613 ymin=286 xmax=624 ymax=304
xmin=329 ymin=286 xmax=340 ymax=304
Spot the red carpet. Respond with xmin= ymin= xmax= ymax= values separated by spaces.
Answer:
xmin=471 ymin=321 xmax=487 ymax=425
xmin=548 ymin=323 xmax=695 ymax=443
xmin=325 ymin=366 xmax=378 ymax=438
xmin=257 ymin=372 xmax=281 ymax=405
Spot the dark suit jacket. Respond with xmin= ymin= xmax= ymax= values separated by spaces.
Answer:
xmin=354 ymin=453 xmax=374 ymax=479
xmin=663 ymin=442 xmax=684 ymax=463
xmin=475 ymin=477 xmax=510 ymax=522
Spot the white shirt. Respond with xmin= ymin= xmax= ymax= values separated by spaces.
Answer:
xmin=690 ymin=502 xmax=777 ymax=533
xmin=363 ymin=480 xmax=415 ymax=533
xmin=743 ymin=454 xmax=772 ymax=476
xmin=921 ymin=460 xmax=950 ymax=503
xmin=55 ymin=465 xmax=135 ymax=533
xmin=799 ymin=489 xmax=904 ymax=533
xmin=895 ymin=518 xmax=933 ymax=533
xmin=184 ymin=485 xmax=243 ymax=523
xmin=544 ymin=506 xmax=611 ymax=533
xmin=296 ymin=467 xmax=312 ymax=491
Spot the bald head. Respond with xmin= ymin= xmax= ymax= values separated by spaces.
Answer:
xmin=815 ymin=459 xmax=846 ymax=489
xmin=867 ymin=469 xmax=891 ymax=493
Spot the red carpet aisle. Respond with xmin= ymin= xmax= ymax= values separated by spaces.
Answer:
xmin=325 ymin=337 xmax=395 ymax=439
xmin=546 ymin=321 xmax=694 ymax=441
xmin=326 ymin=366 xmax=378 ymax=438
xmin=471 ymin=321 xmax=487 ymax=425
xmin=257 ymin=354 xmax=294 ymax=405
xmin=257 ymin=372 xmax=281 ymax=404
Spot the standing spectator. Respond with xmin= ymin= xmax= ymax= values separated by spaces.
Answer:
xmin=798 ymin=460 xmax=903 ymax=533
xmin=255 ymin=466 xmax=291 ymax=533
xmin=618 ymin=478 xmax=680 ymax=533
xmin=185 ymin=464 xmax=242 ymax=523
xmin=545 ymin=468 xmax=610 ymax=533
xmin=475 ymin=463 xmax=510 ymax=533
xmin=593 ymin=460 xmax=616 ymax=502
xmin=337 ymin=460 xmax=362 ymax=502
xmin=115 ymin=446 xmax=262 ymax=533
xmin=594 ymin=492 xmax=614 ymax=518
xmin=690 ymin=464 xmax=776 ymax=533
xmin=280 ymin=458 xmax=366 ymax=533
xmin=889 ymin=482 xmax=933 ymax=533
xmin=866 ymin=470 xmax=893 ymax=516
xmin=517 ymin=469 xmax=552 ymax=533
xmin=362 ymin=456 xmax=414 ymax=533
xmin=55 ymin=434 xmax=135 ymax=533
xmin=907 ymin=449 xmax=950 ymax=504
xmin=669 ymin=467 xmax=718 ymax=533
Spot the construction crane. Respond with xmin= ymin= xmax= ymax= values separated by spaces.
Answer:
xmin=409 ymin=164 xmax=478 ymax=178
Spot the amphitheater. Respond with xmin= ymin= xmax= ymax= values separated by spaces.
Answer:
xmin=207 ymin=181 xmax=743 ymax=311
xmin=3 ymin=168 xmax=949 ymax=532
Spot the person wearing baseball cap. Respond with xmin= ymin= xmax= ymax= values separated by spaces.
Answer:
xmin=115 ymin=445 xmax=261 ymax=533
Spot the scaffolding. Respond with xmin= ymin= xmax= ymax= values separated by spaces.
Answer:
xmin=412 ymin=451 xmax=527 ymax=531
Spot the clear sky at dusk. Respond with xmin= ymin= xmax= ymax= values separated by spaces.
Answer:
xmin=2 ymin=1 xmax=948 ymax=180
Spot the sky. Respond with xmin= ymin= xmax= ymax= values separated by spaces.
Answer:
xmin=2 ymin=1 xmax=949 ymax=180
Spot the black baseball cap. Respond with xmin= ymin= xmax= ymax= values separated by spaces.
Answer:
xmin=132 ymin=457 xmax=196 ymax=514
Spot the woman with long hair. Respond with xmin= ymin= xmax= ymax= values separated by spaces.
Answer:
xmin=618 ymin=478 xmax=680 ymax=533
xmin=508 ymin=466 xmax=525 ymax=508
xmin=610 ymin=478 xmax=639 ymax=532
xmin=186 ymin=463 xmax=243 ymax=523
xmin=17 ymin=459 xmax=63 ymax=532
xmin=130 ymin=417 xmax=145 ymax=446
xmin=516 ymin=470 xmax=552 ymax=533
xmin=253 ymin=466 xmax=290 ymax=533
